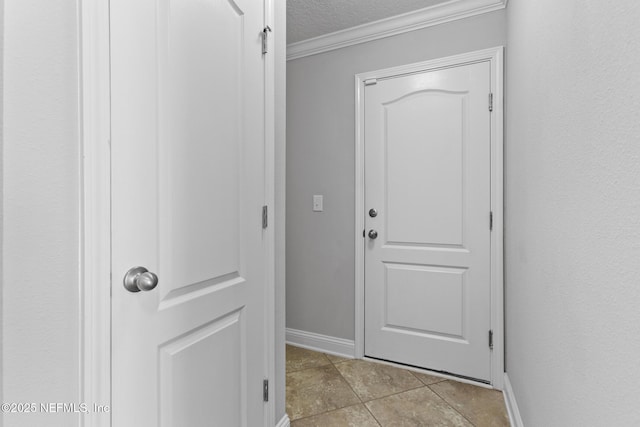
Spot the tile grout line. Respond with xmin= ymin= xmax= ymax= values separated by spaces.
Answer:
xmin=327 ymin=353 xmax=458 ymax=425
xmin=327 ymin=355 xmax=383 ymax=426
xmin=407 ymin=368 xmax=450 ymax=387
xmin=287 ymin=402 xmax=363 ymax=424
xmin=361 ymin=383 xmax=427 ymax=404
xmin=288 ymin=353 xmax=374 ymax=425
xmin=363 ymin=384 xmax=432 ymax=427
xmin=329 ymin=355 xmax=431 ymax=403
xmin=326 ymin=354 xmax=364 ymax=405
xmin=289 ymin=355 xmax=372 ymax=422
xmin=286 ymin=351 xmax=348 ymax=422
xmin=427 ymin=383 xmax=477 ymax=427
xmin=327 ymin=355 xmax=428 ymax=404
xmin=332 ymin=359 xmax=436 ymax=404
xmin=285 ymin=347 xmax=334 ymax=374
xmin=285 ymin=362 xmax=332 ymax=374
xmin=362 ymin=381 xmax=484 ymax=426
xmin=363 ymin=404 xmax=384 ymax=427
xmin=288 ymin=347 xmax=507 ymax=426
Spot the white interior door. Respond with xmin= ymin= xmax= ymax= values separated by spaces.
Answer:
xmin=364 ymin=61 xmax=492 ymax=381
xmin=110 ymin=0 xmax=269 ymax=425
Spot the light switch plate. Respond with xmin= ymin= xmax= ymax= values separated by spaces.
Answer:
xmin=313 ymin=195 xmax=323 ymax=212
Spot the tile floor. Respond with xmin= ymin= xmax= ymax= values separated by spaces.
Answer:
xmin=286 ymin=345 xmax=510 ymax=426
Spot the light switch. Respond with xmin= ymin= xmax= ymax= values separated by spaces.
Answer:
xmin=313 ymin=195 xmax=323 ymax=212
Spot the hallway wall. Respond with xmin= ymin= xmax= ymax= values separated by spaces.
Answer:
xmin=505 ymin=1 xmax=640 ymax=424
xmin=2 ymin=1 xmax=81 ymax=426
xmin=286 ymin=10 xmax=507 ymax=343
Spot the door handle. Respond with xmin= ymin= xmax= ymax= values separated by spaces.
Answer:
xmin=123 ymin=266 xmax=159 ymax=292
xmin=369 ymin=208 xmax=378 ymax=218
xmin=368 ymin=229 xmax=378 ymax=239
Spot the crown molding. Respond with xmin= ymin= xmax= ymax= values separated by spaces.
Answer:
xmin=287 ymin=0 xmax=507 ymax=61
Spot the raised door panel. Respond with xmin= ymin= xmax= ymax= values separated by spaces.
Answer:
xmin=385 ymin=91 xmax=467 ymax=247
xmin=384 ymin=263 xmax=467 ymax=340
xmin=159 ymin=311 xmax=245 ymax=426
xmin=158 ymin=0 xmax=246 ymax=300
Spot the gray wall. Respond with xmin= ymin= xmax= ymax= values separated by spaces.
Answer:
xmin=505 ymin=1 xmax=640 ymax=425
xmin=286 ymin=10 xmax=507 ymax=340
xmin=2 ymin=1 xmax=81 ymax=426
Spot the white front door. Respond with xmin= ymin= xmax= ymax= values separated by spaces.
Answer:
xmin=364 ymin=61 xmax=492 ymax=381
xmin=110 ymin=0 xmax=269 ymax=425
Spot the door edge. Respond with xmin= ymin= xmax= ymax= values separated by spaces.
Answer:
xmin=263 ymin=0 xmax=278 ymax=424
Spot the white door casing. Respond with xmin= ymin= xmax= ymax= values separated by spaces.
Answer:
xmin=109 ymin=0 xmax=272 ymax=425
xmin=354 ymin=47 xmax=504 ymax=387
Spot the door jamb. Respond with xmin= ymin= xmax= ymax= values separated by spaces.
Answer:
xmin=80 ymin=1 xmax=111 ymax=425
xmin=354 ymin=46 xmax=505 ymax=389
xmin=80 ymin=0 xmax=278 ymax=425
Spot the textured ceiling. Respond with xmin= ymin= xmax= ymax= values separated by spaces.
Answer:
xmin=287 ymin=0 xmax=452 ymax=44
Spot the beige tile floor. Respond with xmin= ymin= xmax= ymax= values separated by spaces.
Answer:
xmin=286 ymin=345 xmax=510 ymax=427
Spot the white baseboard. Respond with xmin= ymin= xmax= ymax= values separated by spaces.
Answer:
xmin=286 ymin=328 xmax=356 ymax=358
xmin=503 ymin=373 xmax=524 ymax=427
xmin=275 ymin=413 xmax=290 ymax=427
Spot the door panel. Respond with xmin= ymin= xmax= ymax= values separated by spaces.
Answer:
xmin=111 ymin=0 xmax=266 ymax=425
xmin=159 ymin=312 xmax=243 ymax=426
xmin=158 ymin=0 xmax=244 ymax=295
xmin=384 ymin=263 xmax=466 ymax=338
xmin=385 ymin=91 xmax=465 ymax=246
xmin=365 ymin=62 xmax=491 ymax=381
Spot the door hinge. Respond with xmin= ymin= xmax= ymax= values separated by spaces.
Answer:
xmin=489 ymin=330 xmax=494 ymax=350
xmin=490 ymin=211 xmax=493 ymax=231
xmin=364 ymin=78 xmax=377 ymax=86
xmin=262 ymin=26 xmax=272 ymax=54
xmin=263 ymin=379 xmax=269 ymax=402
xmin=262 ymin=205 xmax=268 ymax=229
xmin=489 ymin=93 xmax=494 ymax=112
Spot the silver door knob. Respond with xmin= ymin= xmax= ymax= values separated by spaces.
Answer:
xmin=369 ymin=208 xmax=378 ymax=218
xmin=368 ymin=229 xmax=378 ymax=239
xmin=123 ymin=266 xmax=159 ymax=293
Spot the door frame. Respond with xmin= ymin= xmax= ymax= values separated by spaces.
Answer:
xmin=79 ymin=0 xmax=277 ymax=425
xmin=354 ymin=46 xmax=504 ymax=389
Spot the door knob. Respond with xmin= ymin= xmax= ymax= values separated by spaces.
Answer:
xmin=368 ymin=229 xmax=378 ymax=239
xmin=369 ymin=208 xmax=378 ymax=218
xmin=123 ymin=266 xmax=159 ymax=292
